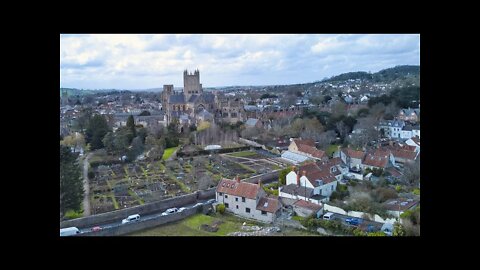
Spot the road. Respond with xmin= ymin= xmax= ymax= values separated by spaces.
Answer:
xmin=77 ymin=199 xmax=212 ymax=234
xmin=82 ymin=153 xmax=93 ymax=216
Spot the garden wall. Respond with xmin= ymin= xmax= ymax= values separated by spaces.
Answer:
xmin=243 ymin=170 xmax=280 ymax=185
xmin=61 ymin=189 xmax=215 ymax=229
xmin=79 ymin=205 xmax=204 ymax=236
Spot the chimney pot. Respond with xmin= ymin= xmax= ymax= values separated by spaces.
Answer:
xmin=236 ymin=174 xmax=240 ymax=183
xmin=302 ymin=170 xmax=307 ymax=176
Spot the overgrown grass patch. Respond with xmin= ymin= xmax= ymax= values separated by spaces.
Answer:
xmin=162 ymin=147 xmax=179 ymax=161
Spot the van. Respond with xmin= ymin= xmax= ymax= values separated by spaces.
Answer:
xmin=122 ymin=214 xmax=140 ymax=224
xmin=60 ymin=227 xmax=80 ymax=236
xmin=323 ymin=212 xmax=335 ymax=220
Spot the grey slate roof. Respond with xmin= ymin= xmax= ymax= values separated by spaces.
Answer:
xmin=169 ymin=94 xmax=185 ymax=104
xmin=281 ymin=184 xmax=314 ymax=198
xmin=188 ymin=95 xmax=199 ymax=103
xmin=202 ymin=93 xmax=215 ymax=103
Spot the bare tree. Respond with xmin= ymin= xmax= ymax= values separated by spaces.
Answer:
xmin=335 ymin=121 xmax=349 ymax=140
xmin=402 ymin=158 xmax=420 ymax=186
xmin=317 ymin=130 xmax=337 ymax=149
xmin=370 ymin=103 xmax=386 ymax=121
xmin=332 ymin=101 xmax=347 ymax=118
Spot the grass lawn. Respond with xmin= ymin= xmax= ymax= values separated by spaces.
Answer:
xmin=162 ymin=147 xmax=179 ymax=160
xmin=291 ymin=216 xmax=305 ymax=222
xmin=326 ymin=144 xmax=340 ymax=157
xmin=128 ymin=212 xmax=321 ymax=236
xmin=129 ymin=213 xmax=242 ymax=236
xmin=227 ymin=151 xmax=257 ymax=158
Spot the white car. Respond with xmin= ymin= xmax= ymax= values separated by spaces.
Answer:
xmin=122 ymin=214 xmax=140 ymax=224
xmin=161 ymin=208 xmax=178 ymax=216
xmin=178 ymin=207 xmax=186 ymax=212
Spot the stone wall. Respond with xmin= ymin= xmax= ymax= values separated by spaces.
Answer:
xmin=79 ymin=205 xmax=205 ymax=236
xmin=61 ymin=188 xmax=216 ymax=229
xmin=243 ymin=170 xmax=280 ymax=185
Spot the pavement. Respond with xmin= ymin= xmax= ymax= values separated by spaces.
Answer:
xmin=82 ymin=153 xmax=93 ymax=216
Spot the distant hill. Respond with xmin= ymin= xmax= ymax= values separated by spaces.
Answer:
xmin=322 ymin=65 xmax=419 ymax=83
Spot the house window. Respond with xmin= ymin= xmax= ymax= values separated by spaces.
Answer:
xmin=261 ymin=211 xmax=267 ymax=215
xmin=225 ymin=195 xmax=228 ymax=199
xmin=219 ymin=192 xmax=223 ymax=196
xmin=236 ymin=205 xmax=239 ymax=209
xmin=225 ymin=203 xmax=229 ymax=208
xmin=235 ymin=197 xmax=238 ymax=202
xmin=331 ymin=185 xmax=334 ymax=191
xmin=242 ymin=197 xmax=245 ymax=202
xmin=246 ymin=208 xmax=250 ymax=213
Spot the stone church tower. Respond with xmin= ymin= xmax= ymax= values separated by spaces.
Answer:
xmin=183 ymin=69 xmax=202 ymax=101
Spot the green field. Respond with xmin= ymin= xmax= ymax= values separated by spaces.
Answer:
xmin=128 ymin=214 xmax=242 ymax=236
xmin=128 ymin=213 xmax=321 ymax=236
xmin=162 ymin=147 xmax=179 ymax=161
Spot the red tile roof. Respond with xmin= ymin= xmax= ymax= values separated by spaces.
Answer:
xmin=256 ymin=196 xmax=281 ymax=213
xmin=293 ymin=199 xmax=322 ymax=211
xmin=294 ymin=138 xmax=315 ymax=147
xmin=216 ymin=179 xmax=260 ymax=199
xmin=343 ymin=148 xmax=366 ymax=159
xmin=391 ymin=149 xmax=417 ymax=161
xmin=386 ymin=167 xmax=403 ymax=177
xmin=362 ymin=153 xmax=389 ymax=168
xmin=328 ymin=157 xmax=343 ymax=166
xmin=299 ymin=162 xmax=337 ymax=185
xmin=293 ymin=140 xmax=325 ymax=159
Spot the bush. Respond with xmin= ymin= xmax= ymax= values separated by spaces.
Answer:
xmin=216 ymin=203 xmax=226 ymax=214
xmin=88 ymin=170 xmax=95 ymax=179
xmin=64 ymin=209 xmax=83 ymax=220
xmin=412 ymin=188 xmax=420 ymax=195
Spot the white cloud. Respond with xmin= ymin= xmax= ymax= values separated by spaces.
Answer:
xmin=60 ymin=34 xmax=420 ymax=89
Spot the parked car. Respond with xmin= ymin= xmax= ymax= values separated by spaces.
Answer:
xmin=122 ymin=214 xmax=140 ymax=224
xmin=161 ymin=208 xmax=178 ymax=216
xmin=193 ymin=202 xmax=203 ymax=208
xmin=60 ymin=227 xmax=80 ymax=236
xmin=345 ymin=218 xmax=361 ymax=226
xmin=178 ymin=207 xmax=186 ymax=212
xmin=91 ymin=226 xmax=102 ymax=232
xmin=323 ymin=212 xmax=335 ymax=220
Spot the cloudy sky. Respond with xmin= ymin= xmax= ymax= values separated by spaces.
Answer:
xmin=60 ymin=34 xmax=420 ymax=90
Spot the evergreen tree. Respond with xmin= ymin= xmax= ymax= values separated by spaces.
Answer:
xmin=85 ymin=114 xmax=111 ymax=150
xmin=126 ymin=115 xmax=136 ymax=138
xmin=60 ymin=145 xmax=84 ymax=218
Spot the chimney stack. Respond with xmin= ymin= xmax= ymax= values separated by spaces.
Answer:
xmin=296 ymin=171 xmax=300 ymax=186
xmin=302 ymin=170 xmax=307 ymax=177
xmin=236 ymin=174 xmax=240 ymax=183
xmin=258 ymin=179 xmax=262 ymax=187
xmin=291 ymin=166 xmax=296 ymax=172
